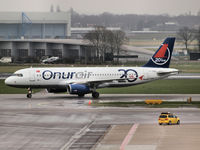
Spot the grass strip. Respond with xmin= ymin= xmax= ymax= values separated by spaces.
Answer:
xmin=97 ymin=79 xmax=200 ymax=94
xmin=1 ymin=79 xmax=200 ymax=94
xmin=91 ymin=101 xmax=200 ymax=108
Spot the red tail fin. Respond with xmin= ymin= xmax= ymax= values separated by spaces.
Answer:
xmin=154 ymin=44 xmax=168 ymax=58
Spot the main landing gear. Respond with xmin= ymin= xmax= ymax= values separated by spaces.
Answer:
xmin=92 ymin=91 xmax=99 ymax=99
xmin=27 ymin=88 xmax=32 ymax=98
xmin=77 ymin=92 xmax=99 ymax=99
xmin=78 ymin=93 xmax=85 ymax=98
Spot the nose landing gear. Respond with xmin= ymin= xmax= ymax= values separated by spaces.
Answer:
xmin=27 ymin=88 xmax=32 ymax=98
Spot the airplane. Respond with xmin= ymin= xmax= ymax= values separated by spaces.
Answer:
xmin=5 ymin=37 xmax=178 ymax=99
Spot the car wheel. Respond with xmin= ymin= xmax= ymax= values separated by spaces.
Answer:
xmin=177 ymin=120 xmax=180 ymax=125
xmin=168 ymin=121 xmax=172 ymax=125
xmin=159 ymin=123 xmax=162 ymax=125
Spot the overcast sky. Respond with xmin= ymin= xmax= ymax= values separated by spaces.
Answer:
xmin=0 ymin=0 xmax=199 ymax=15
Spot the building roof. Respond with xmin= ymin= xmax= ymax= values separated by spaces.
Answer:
xmin=0 ymin=12 xmax=70 ymax=24
xmin=0 ymin=39 xmax=89 ymax=46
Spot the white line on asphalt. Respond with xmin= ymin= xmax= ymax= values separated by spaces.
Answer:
xmin=120 ymin=123 xmax=139 ymax=150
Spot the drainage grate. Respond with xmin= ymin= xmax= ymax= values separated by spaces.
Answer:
xmin=68 ymin=124 xmax=111 ymax=150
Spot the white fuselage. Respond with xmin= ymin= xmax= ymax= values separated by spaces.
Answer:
xmin=5 ymin=67 xmax=178 ymax=89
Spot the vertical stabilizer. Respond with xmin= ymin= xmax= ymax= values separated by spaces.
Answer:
xmin=143 ymin=37 xmax=175 ymax=68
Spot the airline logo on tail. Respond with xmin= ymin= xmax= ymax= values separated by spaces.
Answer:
xmin=151 ymin=43 xmax=170 ymax=65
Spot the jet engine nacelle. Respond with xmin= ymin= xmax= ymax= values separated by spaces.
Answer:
xmin=47 ymin=88 xmax=67 ymax=93
xmin=68 ymin=84 xmax=91 ymax=95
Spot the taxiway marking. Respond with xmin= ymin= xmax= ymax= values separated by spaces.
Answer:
xmin=120 ymin=123 xmax=139 ymax=150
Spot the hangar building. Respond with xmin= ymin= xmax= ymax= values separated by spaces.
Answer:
xmin=0 ymin=12 xmax=71 ymax=39
xmin=0 ymin=39 xmax=95 ymax=63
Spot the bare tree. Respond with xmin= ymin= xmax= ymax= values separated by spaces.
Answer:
xmin=112 ymin=30 xmax=126 ymax=63
xmin=84 ymin=26 xmax=127 ymax=63
xmin=100 ymin=29 xmax=116 ymax=61
xmin=84 ymin=26 xmax=111 ymax=62
xmin=84 ymin=26 xmax=105 ymax=61
xmin=177 ymin=27 xmax=194 ymax=52
xmin=106 ymin=31 xmax=115 ymax=53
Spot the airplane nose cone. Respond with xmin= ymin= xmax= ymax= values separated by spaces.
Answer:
xmin=5 ymin=77 xmax=12 ymax=86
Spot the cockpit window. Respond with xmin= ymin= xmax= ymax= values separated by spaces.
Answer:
xmin=12 ymin=73 xmax=23 ymax=77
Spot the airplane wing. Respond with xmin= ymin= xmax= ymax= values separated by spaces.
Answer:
xmin=66 ymin=78 xmax=126 ymax=86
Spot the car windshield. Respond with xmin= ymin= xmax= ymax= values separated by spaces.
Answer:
xmin=159 ymin=115 xmax=167 ymax=118
xmin=161 ymin=112 xmax=170 ymax=115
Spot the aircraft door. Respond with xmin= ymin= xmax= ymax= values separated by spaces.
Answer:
xmin=29 ymin=70 xmax=35 ymax=83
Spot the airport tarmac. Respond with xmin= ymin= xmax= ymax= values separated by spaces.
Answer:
xmin=0 ymin=93 xmax=200 ymax=150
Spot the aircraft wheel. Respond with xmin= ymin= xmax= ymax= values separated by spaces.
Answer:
xmin=78 ymin=93 xmax=85 ymax=98
xmin=27 ymin=87 xmax=32 ymax=98
xmin=92 ymin=92 xmax=99 ymax=99
xmin=27 ymin=93 xmax=32 ymax=98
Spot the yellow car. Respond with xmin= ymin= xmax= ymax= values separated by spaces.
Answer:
xmin=158 ymin=113 xmax=180 ymax=125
